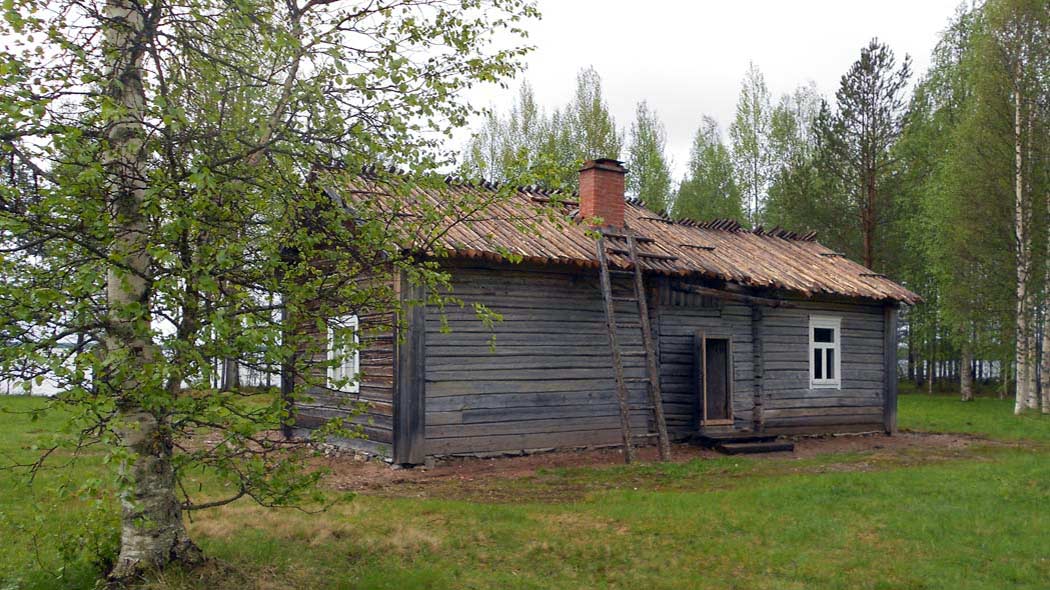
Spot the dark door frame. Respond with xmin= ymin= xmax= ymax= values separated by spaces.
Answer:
xmin=695 ymin=330 xmax=735 ymax=427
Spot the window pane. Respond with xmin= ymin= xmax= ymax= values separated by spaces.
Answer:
xmin=826 ymin=349 xmax=835 ymax=380
xmin=814 ymin=347 xmax=823 ymax=379
xmin=814 ymin=327 xmax=834 ymax=343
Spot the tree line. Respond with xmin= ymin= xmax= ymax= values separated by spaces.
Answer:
xmin=460 ymin=0 xmax=1049 ymax=413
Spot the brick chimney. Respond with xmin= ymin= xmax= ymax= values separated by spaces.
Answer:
xmin=579 ymin=159 xmax=626 ymax=228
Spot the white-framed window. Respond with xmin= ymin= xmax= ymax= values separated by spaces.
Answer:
xmin=327 ymin=314 xmax=360 ymax=393
xmin=809 ymin=316 xmax=841 ymax=389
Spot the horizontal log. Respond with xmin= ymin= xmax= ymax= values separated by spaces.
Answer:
xmin=427 ymin=355 xmax=641 ymax=371
xmin=428 ymin=403 xmax=629 ymax=426
xmin=763 ymin=414 xmax=886 ymax=427
xmin=427 ymin=415 xmax=649 ymax=439
xmin=426 ymin=428 xmax=627 ymax=455
xmin=426 ymin=366 xmax=646 ymax=382
xmin=427 ymin=390 xmax=636 ymax=412
xmin=764 ymin=395 xmax=882 ymax=408
xmin=762 ymin=423 xmax=882 ymax=436
xmin=673 ymin=284 xmax=797 ymax=308
xmin=762 ymin=406 xmax=883 ymax=419
xmin=426 ymin=378 xmax=646 ymax=397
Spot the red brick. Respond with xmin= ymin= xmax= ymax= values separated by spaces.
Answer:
xmin=579 ymin=159 xmax=626 ymax=228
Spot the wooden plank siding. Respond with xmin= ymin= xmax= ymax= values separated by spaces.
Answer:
xmin=394 ymin=274 xmax=426 ymax=464
xmin=419 ymin=263 xmax=893 ymax=457
xmin=293 ymin=270 xmax=398 ymax=458
xmin=757 ymin=301 xmax=887 ymax=434
xmin=423 ymin=262 xmax=651 ymax=456
xmin=656 ymin=301 xmax=755 ymax=435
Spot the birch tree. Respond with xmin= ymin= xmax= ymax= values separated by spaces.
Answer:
xmin=0 ymin=0 xmax=536 ymax=581
xmin=626 ymin=101 xmax=673 ymax=212
xmin=460 ymin=66 xmax=621 ymax=189
xmin=674 ymin=117 xmax=745 ymax=222
xmin=985 ymin=0 xmax=1048 ymax=413
xmin=729 ymin=62 xmax=772 ymax=226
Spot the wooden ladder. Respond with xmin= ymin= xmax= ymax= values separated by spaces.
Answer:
xmin=596 ymin=232 xmax=672 ymax=464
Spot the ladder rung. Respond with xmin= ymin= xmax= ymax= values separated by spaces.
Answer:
xmin=607 ymin=269 xmax=636 ymax=277
xmin=605 ymin=247 xmax=630 ymax=255
xmin=623 ymin=377 xmax=650 ymax=383
xmin=617 ymin=322 xmax=642 ymax=329
xmin=630 ymin=404 xmax=655 ymax=411
xmin=612 ymin=296 xmax=638 ymax=302
xmin=620 ymin=351 xmax=647 ymax=356
xmin=632 ymin=432 xmax=659 ymax=438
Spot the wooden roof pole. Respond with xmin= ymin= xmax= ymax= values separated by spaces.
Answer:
xmin=674 ymin=284 xmax=797 ymax=309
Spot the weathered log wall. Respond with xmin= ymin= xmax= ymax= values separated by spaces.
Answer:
xmin=657 ymin=295 xmax=887 ymax=435
xmin=758 ymin=302 xmax=886 ymax=434
xmin=656 ymin=300 xmax=756 ymax=433
xmin=423 ymin=262 xmax=650 ymax=456
xmin=294 ymin=259 xmax=892 ymax=459
xmin=293 ymin=271 xmax=397 ymax=457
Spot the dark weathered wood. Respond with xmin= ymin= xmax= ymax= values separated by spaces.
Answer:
xmin=394 ymin=275 xmax=426 ymax=465
xmin=706 ymin=338 xmax=730 ymax=420
xmin=596 ymin=235 xmax=635 ymax=463
xmin=751 ymin=305 xmax=764 ymax=432
xmin=675 ymin=284 xmax=796 ymax=308
xmin=418 ymin=259 xmax=894 ymax=457
xmin=627 ymin=235 xmax=672 ymax=461
xmin=280 ymin=304 xmax=296 ymax=440
xmin=883 ymin=305 xmax=899 ymax=434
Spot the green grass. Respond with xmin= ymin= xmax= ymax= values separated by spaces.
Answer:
xmin=898 ymin=388 xmax=1050 ymax=438
xmin=900 ymin=391 xmax=1050 ymax=442
xmin=1 ymin=391 xmax=1048 ymax=589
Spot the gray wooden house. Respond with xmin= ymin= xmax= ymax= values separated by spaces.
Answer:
xmin=292 ymin=159 xmax=920 ymax=465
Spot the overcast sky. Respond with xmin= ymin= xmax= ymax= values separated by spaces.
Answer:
xmin=464 ymin=0 xmax=964 ymax=179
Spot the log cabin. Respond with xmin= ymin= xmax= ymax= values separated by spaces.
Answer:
xmin=290 ymin=159 xmax=921 ymax=464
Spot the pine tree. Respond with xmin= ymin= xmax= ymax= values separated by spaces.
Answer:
xmin=626 ymin=101 xmax=673 ymax=212
xmin=816 ymin=39 xmax=912 ymax=271
xmin=674 ymin=117 xmax=745 ymax=222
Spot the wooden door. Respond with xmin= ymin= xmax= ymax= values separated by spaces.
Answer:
xmin=696 ymin=333 xmax=733 ymax=426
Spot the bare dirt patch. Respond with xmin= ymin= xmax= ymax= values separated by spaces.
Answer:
xmin=320 ymin=431 xmax=1012 ymax=502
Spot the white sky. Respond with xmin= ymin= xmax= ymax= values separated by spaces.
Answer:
xmin=464 ymin=0 xmax=963 ymax=178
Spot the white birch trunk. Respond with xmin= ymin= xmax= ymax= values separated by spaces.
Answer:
xmin=1042 ymin=188 xmax=1050 ymax=413
xmin=102 ymin=0 xmax=202 ymax=580
xmin=961 ymin=341 xmax=974 ymax=402
xmin=1012 ymin=68 xmax=1034 ymax=415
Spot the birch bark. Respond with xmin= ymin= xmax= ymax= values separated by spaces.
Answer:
xmin=1042 ymin=187 xmax=1050 ymax=413
xmin=102 ymin=0 xmax=203 ymax=580
xmin=961 ymin=341 xmax=974 ymax=402
xmin=1012 ymin=64 xmax=1035 ymax=414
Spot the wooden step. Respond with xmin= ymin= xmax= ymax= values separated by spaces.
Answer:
xmin=692 ymin=431 xmax=778 ymax=447
xmin=715 ymin=441 xmax=795 ymax=455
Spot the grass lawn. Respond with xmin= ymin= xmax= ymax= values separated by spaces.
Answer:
xmin=0 ymin=391 xmax=1047 ymax=589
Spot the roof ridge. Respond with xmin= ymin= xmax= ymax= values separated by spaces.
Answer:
xmin=626 ymin=200 xmax=817 ymax=241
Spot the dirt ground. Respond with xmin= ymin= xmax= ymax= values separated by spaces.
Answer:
xmin=320 ymin=431 xmax=998 ymax=501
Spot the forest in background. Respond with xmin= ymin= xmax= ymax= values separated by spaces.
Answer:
xmin=458 ymin=0 xmax=1048 ymax=413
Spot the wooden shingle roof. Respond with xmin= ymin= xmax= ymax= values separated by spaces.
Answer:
xmin=331 ymin=175 xmax=921 ymax=305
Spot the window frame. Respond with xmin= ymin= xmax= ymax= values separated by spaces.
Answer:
xmin=327 ymin=314 xmax=360 ymax=394
xmin=809 ymin=315 xmax=842 ymax=389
